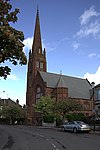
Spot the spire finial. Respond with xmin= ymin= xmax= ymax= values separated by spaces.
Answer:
xmin=37 ymin=5 xmax=39 ymax=15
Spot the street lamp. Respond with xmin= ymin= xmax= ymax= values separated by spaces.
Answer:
xmin=91 ymin=82 xmax=96 ymax=131
xmin=91 ymin=82 xmax=95 ymax=111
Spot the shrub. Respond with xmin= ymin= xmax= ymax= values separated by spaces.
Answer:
xmin=65 ymin=113 xmax=85 ymax=122
xmin=43 ymin=114 xmax=55 ymax=123
xmin=56 ymin=116 xmax=62 ymax=126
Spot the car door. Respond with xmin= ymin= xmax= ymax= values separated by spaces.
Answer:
xmin=69 ymin=121 xmax=76 ymax=131
xmin=67 ymin=122 xmax=73 ymax=131
xmin=64 ymin=122 xmax=70 ymax=130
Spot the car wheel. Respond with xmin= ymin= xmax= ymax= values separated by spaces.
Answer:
xmin=62 ymin=127 xmax=65 ymax=132
xmin=73 ymin=127 xmax=77 ymax=133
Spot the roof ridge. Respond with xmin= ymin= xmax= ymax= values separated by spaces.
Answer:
xmin=39 ymin=71 xmax=85 ymax=81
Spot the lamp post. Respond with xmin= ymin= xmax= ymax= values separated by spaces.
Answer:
xmin=91 ymin=82 xmax=95 ymax=131
xmin=91 ymin=82 xmax=95 ymax=110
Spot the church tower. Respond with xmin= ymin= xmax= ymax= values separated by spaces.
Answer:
xmin=26 ymin=8 xmax=47 ymax=123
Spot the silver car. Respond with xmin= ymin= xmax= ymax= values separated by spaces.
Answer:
xmin=62 ymin=121 xmax=91 ymax=133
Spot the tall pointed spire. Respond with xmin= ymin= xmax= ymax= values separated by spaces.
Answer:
xmin=32 ymin=7 xmax=42 ymax=54
xmin=31 ymin=7 xmax=47 ymax=73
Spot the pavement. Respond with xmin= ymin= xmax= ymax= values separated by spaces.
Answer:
xmin=39 ymin=125 xmax=100 ymax=135
xmin=90 ymin=130 xmax=100 ymax=135
xmin=90 ymin=125 xmax=100 ymax=135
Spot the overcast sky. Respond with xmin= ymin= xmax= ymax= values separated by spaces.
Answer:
xmin=0 ymin=0 xmax=100 ymax=105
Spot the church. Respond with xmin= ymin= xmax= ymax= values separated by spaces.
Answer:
xmin=26 ymin=9 xmax=92 ymax=124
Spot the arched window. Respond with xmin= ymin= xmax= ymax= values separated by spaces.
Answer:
xmin=36 ymin=86 xmax=43 ymax=103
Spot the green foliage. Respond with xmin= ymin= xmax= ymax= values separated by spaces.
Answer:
xmin=43 ymin=114 xmax=55 ymax=123
xmin=0 ymin=66 xmax=11 ymax=79
xmin=65 ymin=113 xmax=85 ymax=122
xmin=0 ymin=0 xmax=27 ymax=79
xmin=56 ymin=115 xmax=62 ymax=126
xmin=35 ymin=96 xmax=55 ymax=115
xmin=35 ymin=96 xmax=83 ymax=125
xmin=52 ymin=99 xmax=82 ymax=116
xmin=1 ymin=105 xmax=26 ymax=124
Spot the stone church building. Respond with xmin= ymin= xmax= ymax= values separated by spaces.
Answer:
xmin=26 ymin=9 xmax=92 ymax=124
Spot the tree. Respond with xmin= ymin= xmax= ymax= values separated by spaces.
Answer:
xmin=0 ymin=0 xmax=27 ymax=79
xmin=35 ymin=96 xmax=55 ymax=115
xmin=35 ymin=96 xmax=83 ymax=124
xmin=2 ymin=105 xmax=26 ymax=124
xmin=52 ymin=99 xmax=83 ymax=123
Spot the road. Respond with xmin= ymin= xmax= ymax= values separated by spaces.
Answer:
xmin=0 ymin=125 xmax=100 ymax=150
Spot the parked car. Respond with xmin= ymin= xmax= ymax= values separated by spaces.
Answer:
xmin=61 ymin=121 xmax=91 ymax=133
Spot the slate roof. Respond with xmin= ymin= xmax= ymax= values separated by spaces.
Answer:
xmin=95 ymin=84 xmax=100 ymax=88
xmin=56 ymin=75 xmax=66 ymax=88
xmin=0 ymin=98 xmax=22 ymax=107
xmin=39 ymin=71 xmax=92 ymax=99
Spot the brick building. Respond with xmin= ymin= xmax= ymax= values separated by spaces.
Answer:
xmin=26 ymin=9 xmax=92 ymax=124
xmin=95 ymin=84 xmax=100 ymax=115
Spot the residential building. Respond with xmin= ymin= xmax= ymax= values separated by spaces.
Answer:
xmin=95 ymin=84 xmax=100 ymax=115
xmin=0 ymin=98 xmax=21 ymax=108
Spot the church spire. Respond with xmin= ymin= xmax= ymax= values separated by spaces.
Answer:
xmin=32 ymin=7 xmax=42 ymax=54
xmin=37 ymin=5 xmax=39 ymax=15
xmin=31 ymin=8 xmax=47 ymax=73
